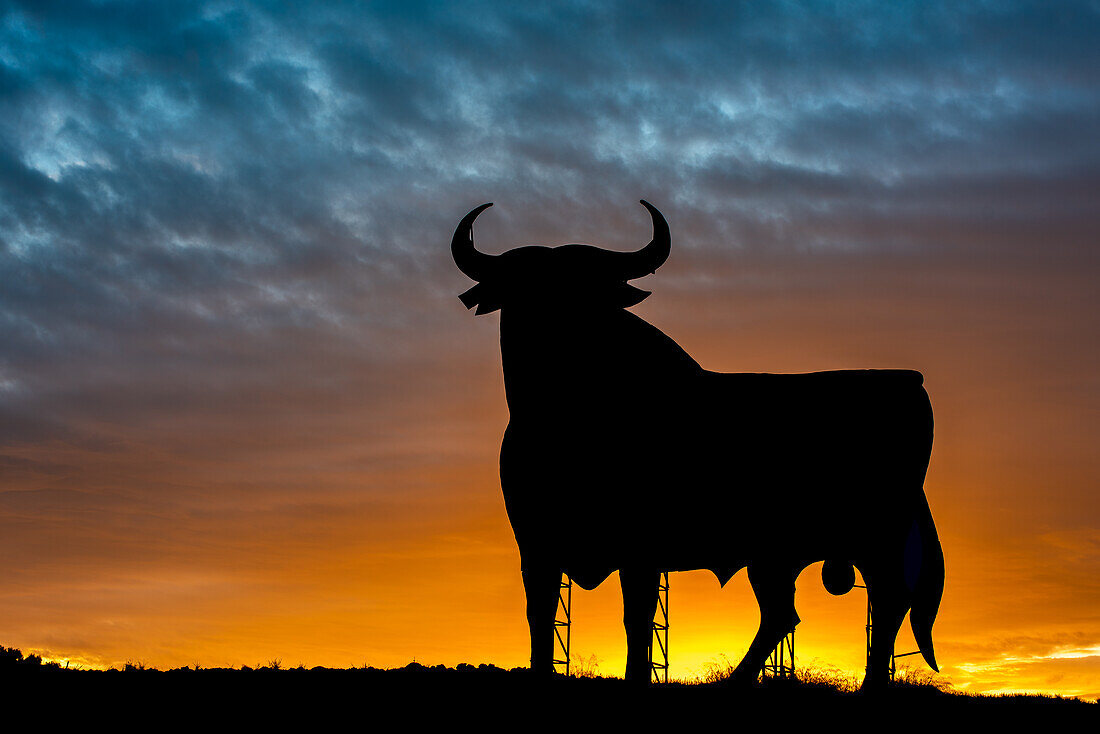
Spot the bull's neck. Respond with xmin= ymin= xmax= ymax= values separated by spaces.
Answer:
xmin=498 ymin=307 xmax=615 ymax=418
xmin=497 ymin=306 xmax=699 ymax=421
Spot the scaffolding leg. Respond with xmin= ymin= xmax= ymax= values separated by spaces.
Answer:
xmin=650 ymin=571 xmax=669 ymax=683
xmin=552 ymin=574 xmax=571 ymax=675
xmin=761 ymin=629 xmax=795 ymax=679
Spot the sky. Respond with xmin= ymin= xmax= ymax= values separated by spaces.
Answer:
xmin=1 ymin=0 xmax=1098 ymax=698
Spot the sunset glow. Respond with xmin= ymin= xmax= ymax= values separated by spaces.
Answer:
xmin=1 ymin=2 xmax=1097 ymax=700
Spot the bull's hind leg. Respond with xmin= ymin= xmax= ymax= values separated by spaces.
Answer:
xmin=730 ymin=564 xmax=800 ymax=684
xmin=862 ymin=570 xmax=910 ymax=690
xmin=620 ymin=568 xmax=660 ymax=684
xmin=522 ymin=564 xmax=561 ymax=676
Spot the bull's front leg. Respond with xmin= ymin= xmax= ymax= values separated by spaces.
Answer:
xmin=620 ymin=567 xmax=660 ymax=684
xmin=522 ymin=563 xmax=561 ymax=677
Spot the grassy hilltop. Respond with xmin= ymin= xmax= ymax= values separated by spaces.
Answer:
xmin=3 ymin=644 xmax=1093 ymax=716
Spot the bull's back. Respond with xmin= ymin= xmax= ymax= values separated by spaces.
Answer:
xmin=687 ymin=368 xmax=932 ymax=480
xmin=696 ymin=368 xmax=929 ymax=445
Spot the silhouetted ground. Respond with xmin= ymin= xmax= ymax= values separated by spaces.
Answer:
xmin=3 ymin=646 xmax=1093 ymax=723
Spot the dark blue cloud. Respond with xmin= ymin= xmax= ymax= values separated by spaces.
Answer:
xmin=0 ymin=0 xmax=1097 ymax=471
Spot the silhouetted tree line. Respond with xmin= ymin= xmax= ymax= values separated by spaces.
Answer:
xmin=1 ymin=645 xmax=60 ymax=670
xmin=0 ymin=644 xmax=1091 ymax=704
xmin=0 ymin=644 xmax=521 ymax=676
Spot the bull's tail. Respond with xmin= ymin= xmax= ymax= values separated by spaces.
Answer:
xmin=906 ymin=500 xmax=944 ymax=671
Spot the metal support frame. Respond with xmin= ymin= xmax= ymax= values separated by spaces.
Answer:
xmin=556 ymin=571 xmax=671 ymax=681
xmin=858 ymin=582 xmax=919 ymax=681
xmin=552 ymin=574 xmax=572 ymax=675
xmin=761 ymin=629 xmax=796 ymax=679
xmin=650 ymin=571 xmax=669 ymax=683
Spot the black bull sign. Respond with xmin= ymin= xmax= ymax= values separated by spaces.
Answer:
xmin=452 ymin=202 xmax=944 ymax=688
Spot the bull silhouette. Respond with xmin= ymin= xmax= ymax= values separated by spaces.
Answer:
xmin=451 ymin=201 xmax=944 ymax=688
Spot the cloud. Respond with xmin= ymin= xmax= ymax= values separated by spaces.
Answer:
xmin=0 ymin=0 xmax=1097 ymax=683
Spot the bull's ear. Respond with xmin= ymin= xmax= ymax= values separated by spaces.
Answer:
xmin=458 ymin=283 xmax=503 ymax=315
xmin=607 ymin=282 xmax=651 ymax=308
xmin=458 ymin=284 xmax=483 ymax=309
xmin=573 ymin=281 xmax=651 ymax=309
xmin=474 ymin=299 xmax=502 ymax=315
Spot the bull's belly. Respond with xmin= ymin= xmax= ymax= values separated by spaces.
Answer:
xmin=506 ymin=485 xmax=874 ymax=590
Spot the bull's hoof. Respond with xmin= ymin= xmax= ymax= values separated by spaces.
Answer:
xmin=523 ymin=665 xmax=558 ymax=682
xmin=860 ymin=674 xmax=889 ymax=693
xmin=723 ymin=667 xmax=759 ymax=688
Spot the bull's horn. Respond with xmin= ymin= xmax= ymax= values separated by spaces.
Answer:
xmin=451 ymin=203 xmax=496 ymax=281
xmin=616 ymin=200 xmax=670 ymax=279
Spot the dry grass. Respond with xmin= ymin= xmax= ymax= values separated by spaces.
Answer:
xmin=696 ymin=656 xmax=959 ymax=697
xmin=568 ymin=653 xmax=602 ymax=679
xmin=698 ymin=653 xmax=739 ymax=684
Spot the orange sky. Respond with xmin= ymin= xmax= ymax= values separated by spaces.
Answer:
xmin=3 ymin=244 xmax=1096 ymax=699
xmin=1 ymin=1 xmax=1098 ymax=702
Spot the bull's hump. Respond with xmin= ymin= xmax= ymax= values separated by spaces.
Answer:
xmin=620 ymin=311 xmax=702 ymax=372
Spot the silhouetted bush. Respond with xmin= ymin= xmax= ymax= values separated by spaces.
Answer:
xmin=1 ymin=646 xmax=42 ymax=668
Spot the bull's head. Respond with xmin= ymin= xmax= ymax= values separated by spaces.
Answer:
xmin=451 ymin=201 xmax=670 ymax=314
